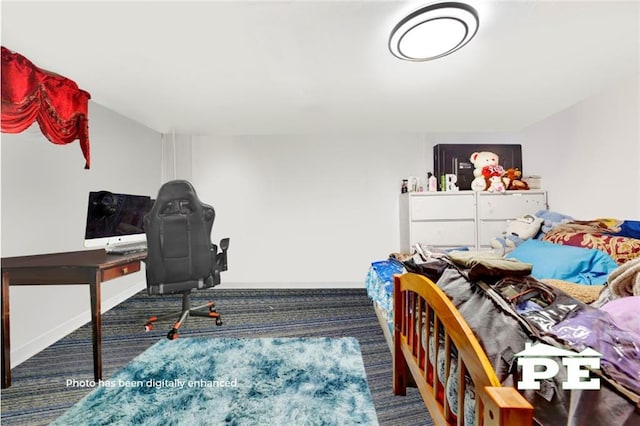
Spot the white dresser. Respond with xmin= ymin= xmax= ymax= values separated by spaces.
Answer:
xmin=399 ymin=190 xmax=548 ymax=252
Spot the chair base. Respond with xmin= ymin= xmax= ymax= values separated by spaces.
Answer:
xmin=144 ymin=291 xmax=222 ymax=340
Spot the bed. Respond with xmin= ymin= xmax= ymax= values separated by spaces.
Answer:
xmin=367 ymin=214 xmax=640 ymax=426
xmin=392 ymin=271 xmax=533 ymax=426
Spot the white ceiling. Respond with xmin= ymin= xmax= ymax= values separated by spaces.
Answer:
xmin=2 ymin=0 xmax=639 ymax=135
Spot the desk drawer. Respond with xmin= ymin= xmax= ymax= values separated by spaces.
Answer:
xmin=102 ymin=262 xmax=141 ymax=281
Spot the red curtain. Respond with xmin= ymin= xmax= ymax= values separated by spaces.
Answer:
xmin=1 ymin=46 xmax=91 ymax=169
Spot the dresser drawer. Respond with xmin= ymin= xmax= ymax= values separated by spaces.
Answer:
xmin=101 ymin=261 xmax=141 ymax=281
xmin=411 ymin=193 xmax=475 ymax=221
xmin=477 ymin=192 xmax=546 ymax=220
xmin=411 ymin=220 xmax=475 ymax=247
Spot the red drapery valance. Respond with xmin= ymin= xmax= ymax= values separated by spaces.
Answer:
xmin=1 ymin=46 xmax=91 ymax=169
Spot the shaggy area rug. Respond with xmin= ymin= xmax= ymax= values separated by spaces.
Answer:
xmin=52 ymin=337 xmax=378 ymax=425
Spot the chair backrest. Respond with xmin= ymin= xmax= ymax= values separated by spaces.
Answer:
xmin=144 ymin=180 xmax=216 ymax=294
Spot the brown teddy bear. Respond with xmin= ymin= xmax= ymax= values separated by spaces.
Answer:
xmin=503 ymin=168 xmax=529 ymax=190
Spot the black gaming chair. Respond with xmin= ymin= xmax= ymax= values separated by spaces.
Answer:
xmin=143 ymin=180 xmax=229 ymax=340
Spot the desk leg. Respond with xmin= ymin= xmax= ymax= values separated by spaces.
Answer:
xmin=2 ymin=271 xmax=11 ymax=388
xmin=89 ymin=271 xmax=102 ymax=382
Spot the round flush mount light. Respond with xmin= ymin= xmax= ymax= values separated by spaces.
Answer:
xmin=389 ymin=1 xmax=479 ymax=62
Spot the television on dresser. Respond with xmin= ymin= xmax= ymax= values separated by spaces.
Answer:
xmin=83 ymin=191 xmax=153 ymax=248
xmin=433 ymin=143 xmax=523 ymax=191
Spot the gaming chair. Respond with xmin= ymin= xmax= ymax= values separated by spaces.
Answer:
xmin=143 ymin=180 xmax=229 ymax=339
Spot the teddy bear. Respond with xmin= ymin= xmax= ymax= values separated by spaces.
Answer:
xmin=503 ymin=168 xmax=529 ymax=190
xmin=490 ymin=214 xmax=544 ymax=255
xmin=485 ymin=175 xmax=507 ymax=193
xmin=470 ymin=151 xmax=505 ymax=191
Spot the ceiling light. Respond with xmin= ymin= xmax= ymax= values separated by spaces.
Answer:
xmin=389 ymin=1 xmax=479 ymax=62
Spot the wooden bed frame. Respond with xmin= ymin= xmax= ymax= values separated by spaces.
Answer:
xmin=392 ymin=272 xmax=534 ymax=426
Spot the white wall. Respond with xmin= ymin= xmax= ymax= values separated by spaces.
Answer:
xmin=1 ymin=102 xmax=162 ymax=367
xmin=521 ymin=74 xmax=640 ymax=219
xmin=190 ymin=133 xmax=423 ymax=286
xmin=161 ymin=133 xmax=193 ymax=182
xmin=187 ymin=73 xmax=639 ymax=289
xmin=189 ymin=132 xmax=520 ymax=287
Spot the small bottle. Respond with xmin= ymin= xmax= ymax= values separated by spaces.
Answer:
xmin=427 ymin=172 xmax=437 ymax=192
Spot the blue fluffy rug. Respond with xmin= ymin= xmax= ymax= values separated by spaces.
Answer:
xmin=53 ymin=337 xmax=378 ymax=425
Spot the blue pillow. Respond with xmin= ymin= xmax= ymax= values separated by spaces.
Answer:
xmin=505 ymin=239 xmax=618 ymax=285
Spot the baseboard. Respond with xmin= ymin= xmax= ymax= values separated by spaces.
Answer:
xmin=10 ymin=280 xmax=146 ymax=368
xmin=221 ymin=281 xmax=364 ymax=289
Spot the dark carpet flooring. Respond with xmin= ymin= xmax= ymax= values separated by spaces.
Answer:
xmin=0 ymin=288 xmax=431 ymax=425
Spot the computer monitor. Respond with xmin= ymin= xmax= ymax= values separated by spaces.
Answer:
xmin=83 ymin=191 xmax=153 ymax=248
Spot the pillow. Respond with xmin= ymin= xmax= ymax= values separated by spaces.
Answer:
xmin=506 ymin=239 xmax=618 ymax=285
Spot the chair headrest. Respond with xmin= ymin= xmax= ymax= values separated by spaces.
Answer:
xmin=149 ymin=180 xmax=212 ymax=218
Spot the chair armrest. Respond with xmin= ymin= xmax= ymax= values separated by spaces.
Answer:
xmin=217 ymin=238 xmax=229 ymax=272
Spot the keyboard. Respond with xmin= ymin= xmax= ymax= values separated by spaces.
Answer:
xmin=105 ymin=242 xmax=147 ymax=255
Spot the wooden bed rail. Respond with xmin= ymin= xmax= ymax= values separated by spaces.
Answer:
xmin=392 ymin=273 xmax=533 ymax=426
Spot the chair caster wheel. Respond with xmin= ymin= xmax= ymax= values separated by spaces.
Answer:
xmin=144 ymin=323 xmax=153 ymax=332
xmin=167 ymin=329 xmax=179 ymax=340
xmin=216 ymin=318 xmax=223 ymax=326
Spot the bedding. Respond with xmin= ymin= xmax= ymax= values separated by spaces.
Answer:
xmin=542 ymin=226 xmax=640 ymax=264
xmin=600 ymin=296 xmax=640 ymax=335
xmin=446 ymin=250 xmax=532 ymax=281
xmin=365 ymin=259 xmax=404 ymax=315
xmin=367 ymin=253 xmax=640 ymax=426
xmin=505 ymin=239 xmax=618 ymax=285
xmin=549 ymin=307 xmax=640 ymax=395
xmin=539 ymin=279 xmax=603 ymax=304
xmin=540 ymin=218 xmax=640 ymax=264
xmin=370 ymin=210 xmax=639 ymax=425
xmin=613 ymin=220 xmax=640 ymax=239
xmin=607 ymin=256 xmax=640 ymax=297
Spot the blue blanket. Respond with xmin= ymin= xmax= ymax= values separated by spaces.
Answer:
xmin=613 ymin=220 xmax=640 ymax=239
xmin=365 ymin=259 xmax=404 ymax=313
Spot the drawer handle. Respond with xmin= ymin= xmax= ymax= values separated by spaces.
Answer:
xmin=122 ymin=267 xmax=129 ymax=274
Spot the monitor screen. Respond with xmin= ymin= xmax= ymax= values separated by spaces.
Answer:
xmin=84 ymin=191 xmax=153 ymax=248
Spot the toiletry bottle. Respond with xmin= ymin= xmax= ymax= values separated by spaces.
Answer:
xmin=427 ymin=172 xmax=437 ymax=192
xmin=401 ymin=179 xmax=408 ymax=193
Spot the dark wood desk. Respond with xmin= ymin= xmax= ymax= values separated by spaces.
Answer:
xmin=1 ymin=249 xmax=147 ymax=388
